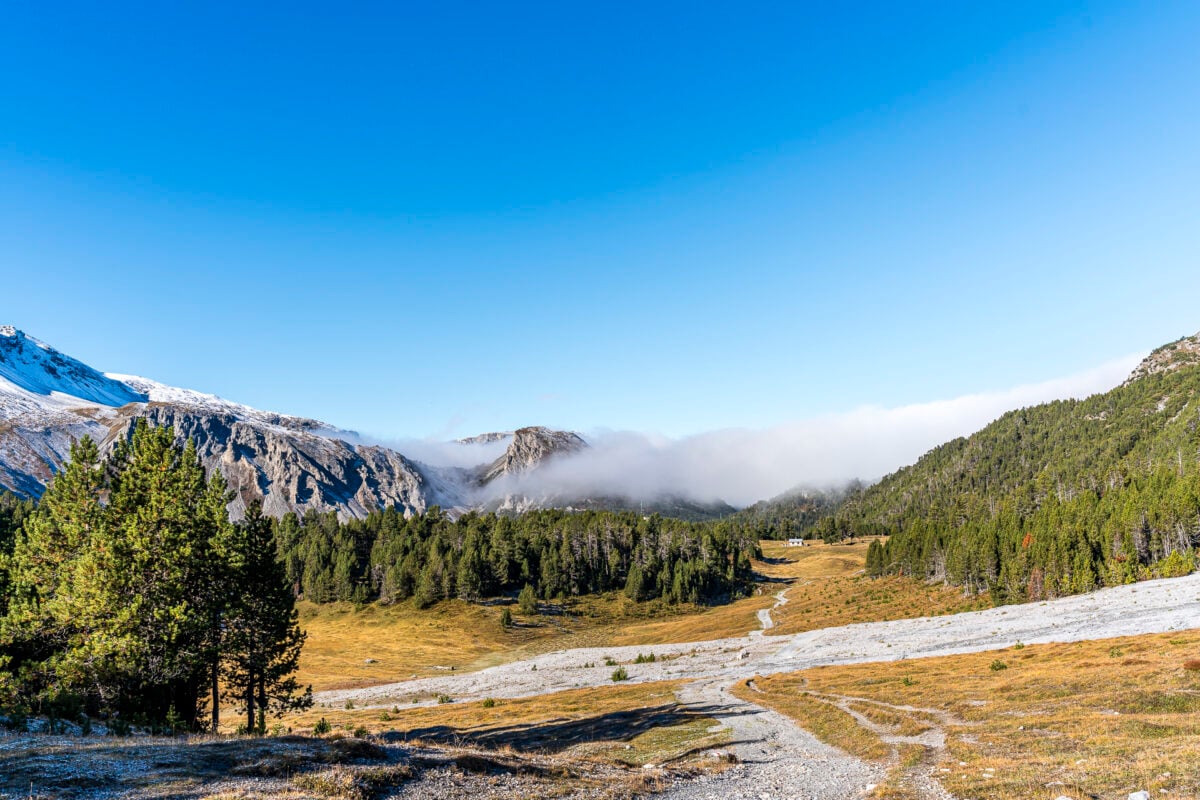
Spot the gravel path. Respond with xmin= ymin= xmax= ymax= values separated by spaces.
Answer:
xmin=750 ymin=586 xmax=790 ymax=637
xmin=316 ymin=572 xmax=1200 ymax=799
xmin=654 ymin=679 xmax=883 ymax=800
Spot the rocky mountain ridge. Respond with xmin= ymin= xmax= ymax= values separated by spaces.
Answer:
xmin=1123 ymin=330 xmax=1200 ymax=385
xmin=0 ymin=328 xmax=585 ymax=520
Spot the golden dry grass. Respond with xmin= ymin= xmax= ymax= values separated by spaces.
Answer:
xmin=741 ymin=629 xmax=1200 ymax=799
xmin=758 ymin=539 xmax=991 ymax=636
xmin=297 ymin=591 xmax=764 ymax=691
xmin=297 ymin=599 xmax=571 ymax=692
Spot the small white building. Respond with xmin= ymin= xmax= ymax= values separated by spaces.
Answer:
xmin=787 ymin=538 xmax=806 ymax=547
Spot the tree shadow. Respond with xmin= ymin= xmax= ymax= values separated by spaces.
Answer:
xmin=383 ymin=699 xmax=758 ymax=754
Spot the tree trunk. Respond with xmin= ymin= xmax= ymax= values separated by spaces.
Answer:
xmin=257 ymin=673 xmax=267 ymax=733
xmin=211 ymin=656 xmax=220 ymax=732
xmin=246 ymin=676 xmax=255 ymax=734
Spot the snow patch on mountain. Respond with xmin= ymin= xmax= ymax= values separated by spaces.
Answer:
xmin=0 ymin=328 xmax=146 ymax=416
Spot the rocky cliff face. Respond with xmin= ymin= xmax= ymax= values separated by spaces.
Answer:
xmin=478 ymin=426 xmax=587 ymax=485
xmin=106 ymin=405 xmax=438 ymax=520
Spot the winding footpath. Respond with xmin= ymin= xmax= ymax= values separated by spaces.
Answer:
xmin=320 ymin=572 xmax=1200 ymax=799
xmin=749 ymin=585 xmax=790 ymax=637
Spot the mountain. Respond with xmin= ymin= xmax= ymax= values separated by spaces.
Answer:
xmin=477 ymin=426 xmax=587 ymax=484
xmin=0 ymin=328 xmax=737 ymax=521
xmin=0 ymin=328 xmax=563 ymax=519
xmin=830 ymin=331 xmax=1200 ymax=600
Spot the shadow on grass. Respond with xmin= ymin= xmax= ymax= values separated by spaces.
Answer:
xmin=382 ymin=700 xmax=755 ymax=753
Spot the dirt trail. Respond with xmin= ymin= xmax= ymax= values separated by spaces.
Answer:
xmin=801 ymin=691 xmax=969 ymax=799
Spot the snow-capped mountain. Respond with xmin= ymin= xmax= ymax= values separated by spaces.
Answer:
xmin=0 ymin=328 xmax=737 ymax=521
xmin=0 ymin=327 xmax=577 ymax=519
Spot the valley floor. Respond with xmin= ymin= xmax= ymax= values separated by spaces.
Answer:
xmin=293 ymin=570 xmax=1200 ymax=799
xmin=7 ymin=546 xmax=1200 ymax=799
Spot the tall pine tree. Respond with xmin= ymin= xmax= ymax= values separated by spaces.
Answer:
xmin=222 ymin=499 xmax=311 ymax=733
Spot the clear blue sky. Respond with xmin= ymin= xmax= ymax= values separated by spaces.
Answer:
xmin=2 ymin=1 xmax=1198 ymax=439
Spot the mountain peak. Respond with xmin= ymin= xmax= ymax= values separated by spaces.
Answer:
xmin=479 ymin=426 xmax=587 ymax=484
xmin=0 ymin=327 xmax=147 ymax=408
xmin=1124 ymin=331 xmax=1200 ymax=386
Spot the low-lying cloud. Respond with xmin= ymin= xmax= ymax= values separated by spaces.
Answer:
xmin=479 ymin=354 xmax=1143 ymax=508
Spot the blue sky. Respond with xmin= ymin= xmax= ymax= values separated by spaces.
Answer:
xmin=2 ymin=1 xmax=1199 ymax=440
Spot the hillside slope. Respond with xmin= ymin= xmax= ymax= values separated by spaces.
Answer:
xmin=834 ymin=332 xmax=1200 ymax=600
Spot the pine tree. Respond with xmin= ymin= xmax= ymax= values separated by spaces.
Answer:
xmin=1 ymin=437 xmax=107 ymax=712
xmin=88 ymin=422 xmax=230 ymax=725
xmin=518 ymin=583 xmax=538 ymax=615
xmin=222 ymin=499 xmax=312 ymax=733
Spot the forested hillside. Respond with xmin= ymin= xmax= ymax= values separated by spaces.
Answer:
xmin=833 ymin=334 xmax=1200 ymax=601
xmin=726 ymin=486 xmax=853 ymax=539
xmin=275 ymin=507 xmax=758 ymax=607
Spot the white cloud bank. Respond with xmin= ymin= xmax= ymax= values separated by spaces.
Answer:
xmin=490 ymin=353 xmax=1144 ymax=507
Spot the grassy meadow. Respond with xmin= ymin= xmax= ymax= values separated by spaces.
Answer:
xmin=734 ymin=629 xmax=1200 ymax=799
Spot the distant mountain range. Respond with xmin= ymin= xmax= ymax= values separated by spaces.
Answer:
xmin=0 ymin=327 xmax=732 ymax=520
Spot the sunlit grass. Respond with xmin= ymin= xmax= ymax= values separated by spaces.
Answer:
xmin=740 ymin=629 xmax=1200 ymax=799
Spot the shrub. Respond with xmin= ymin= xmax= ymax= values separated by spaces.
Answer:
xmin=989 ymin=660 xmax=1008 ymax=672
xmin=634 ymin=653 xmax=657 ymax=664
xmin=901 ymin=676 xmax=916 ymax=686
xmin=604 ymin=656 xmax=618 ymax=667
xmin=499 ymin=608 xmax=513 ymax=628
xmin=352 ymin=725 xmax=370 ymax=738
xmin=612 ymin=666 xmax=629 ymax=682
xmin=313 ymin=717 xmax=332 ymax=735
xmin=1155 ymin=550 xmax=1195 ymax=579
xmin=437 ymin=694 xmax=453 ymax=704
xmin=164 ymin=705 xmax=185 ymax=735
xmin=344 ymin=699 xmax=355 ymax=710
xmin=1012 ymin=641 xmax=1025 ymax=650
xmin=481 ymin=698 xmax=496 ymax=708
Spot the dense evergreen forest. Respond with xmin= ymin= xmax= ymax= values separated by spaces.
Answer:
xmin=274 ymin=506 xmax=758 ymax=607
xmin=0 ymin=424 xmax=309 ymax=731
xmin=828 ymin=341 xmax=1200 ymax=602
